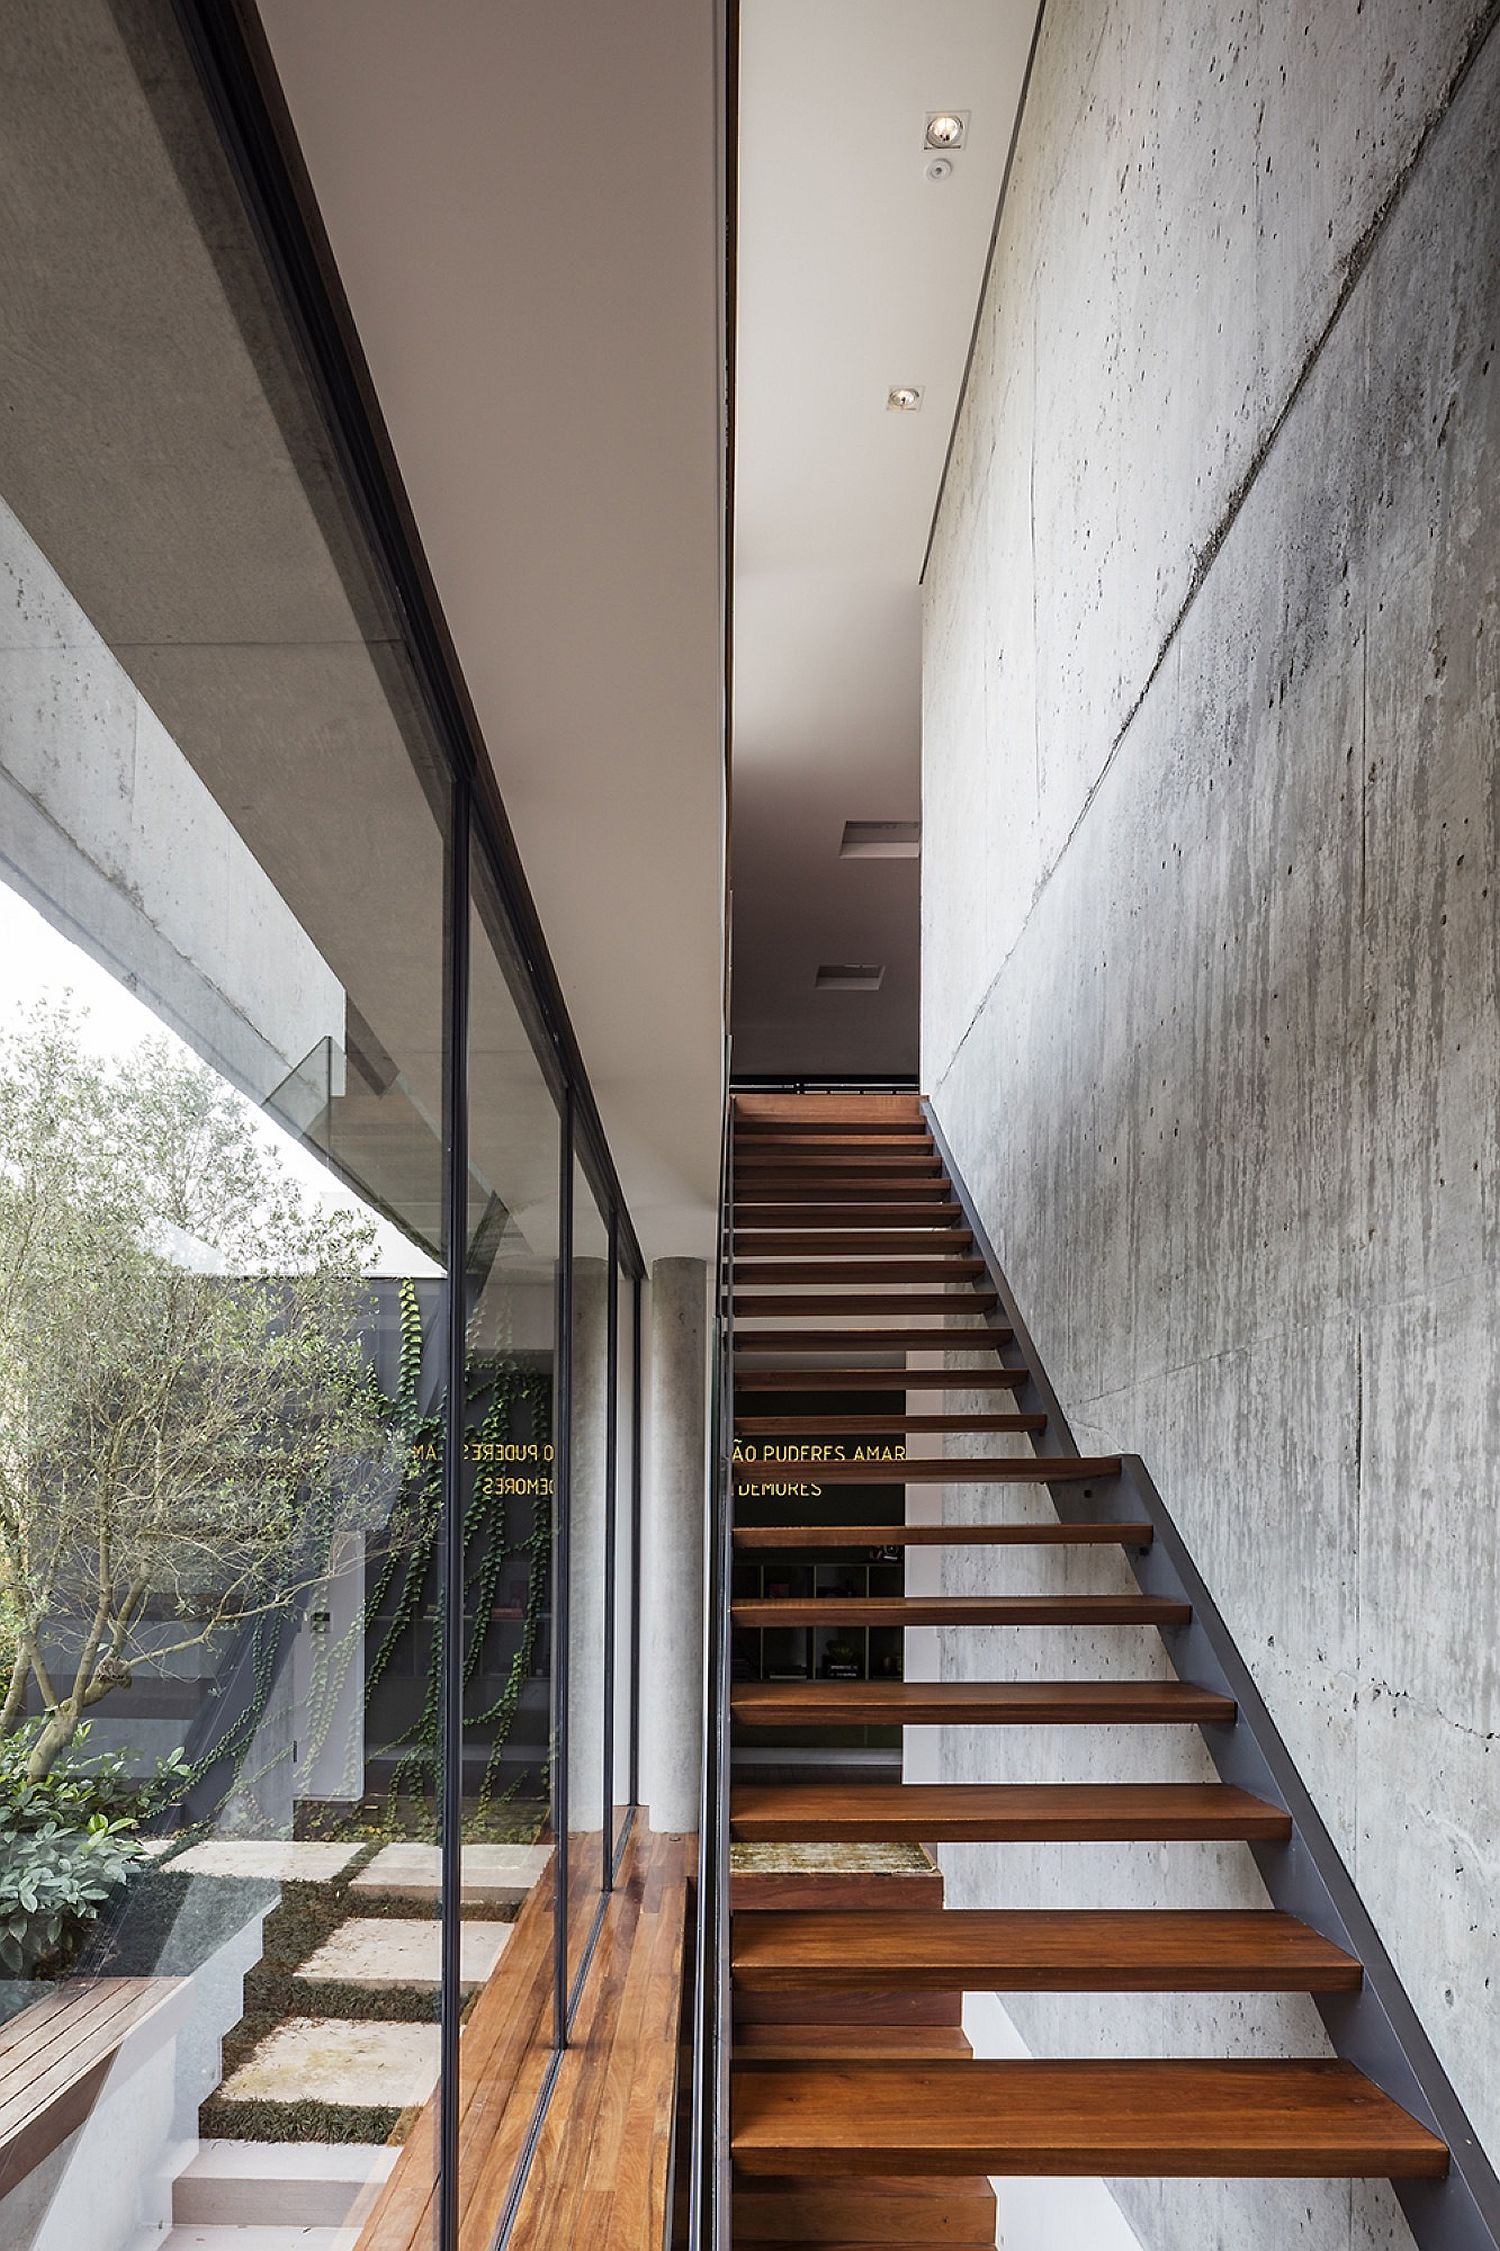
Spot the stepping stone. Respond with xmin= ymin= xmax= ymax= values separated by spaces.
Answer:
xmin=218 ymin=2018 xmax=440 ymax=2111
xmin=173 ymin=2139 xmax=398 ymax=2227
xmin=294 ymin=1916 xmax=511 ymax=1991
xmin=349 ymin=1841 xmax=552 ymax=1907
xmin=165 ymin=1839 xmax=363 ymax=1882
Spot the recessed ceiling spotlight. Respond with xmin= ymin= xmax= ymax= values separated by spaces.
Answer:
xmin=841 ymin=820 xmax=921 ymax=859
xmin=815 ymin=963 xmax=886 ymax=992
xmin=925 ymin=112 xmax=966 ymax=149
xmin=887 ymin=386 xmax=923 ymax=413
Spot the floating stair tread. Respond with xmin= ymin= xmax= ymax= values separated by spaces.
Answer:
xmin=730 ymin=2173 xmax=997 ymax=2247
xmin=733 ymin=1522 xmax=1150 ymax=1550
xmin=731 ymin=2058 xmax=1449 ymax=2179
xmin=735 ymin=1206 xmax=966 ymax=1228
xmin=729 ymin=1782 xmax=1292 ymax=1843
xmin=734 ymin=1233 xmax=974 ymax=1256
xmin=732 ymin=1595 xmax=1188 ymax=1628
xmin=735 ymin=2024 xmax=974 ymax=2058
xmin=732 ymin=1680 xmax=1235 ymax=1727
xmin=734 ymin=1323 xmax=1009 ymax=1341
xmin=734 ymin=1269 xmax=981 ymax=1287
xmin=734 ymin=1294 xmax=998 ymax=1318
xmin=734 ymin=1368 xmax=1028 ymax=1390
xmin=734 ymin=1456 xmax=1120 ymax=1485
xmin=734 ymin=1176 xmax=951 ymax=1196
xmin=731 ymin=1910 xmax=1362 ymax=1993
xmin=735 ymin=1152 xmax=944 ymax=1171
xmin=734 ymin=1414 xmax=1044 ymax=1435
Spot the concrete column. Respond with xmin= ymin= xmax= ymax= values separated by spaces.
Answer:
xmin=638 ymin=1257 xmax=709 ymax=1832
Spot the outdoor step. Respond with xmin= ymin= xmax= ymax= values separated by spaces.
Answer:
xmin=733 ymin=1455 xmax=1120 ymax=1485
xmin=733 ymin=1521 xmax=1151 ymax=1550
xmin=729 ymin=1781 xmax=1293 ymax=1844
xmin=151 ymin=2232 xmax=362 ymax=2251
xmin=731 ymin=2059 xmax=1449 ymax=2179
xmin=731 ymin=1910 xmax=1362 ymax=1994
xmin=173 ymin=2141 xmax=397 ymax=2227
xmin=732 ymin=1680 xmax=1235 ymax=1728
xmin=732 ymin=1595 xmax=1187 ymax=1629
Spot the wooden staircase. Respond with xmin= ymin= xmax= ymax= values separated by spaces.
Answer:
xmin=722 ymin=1091 xmax=1449 ymax=2245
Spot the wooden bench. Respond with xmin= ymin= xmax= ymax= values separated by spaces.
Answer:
xmin=354 ymin=1828 xmax=689 ymax=2251
xmin=0 ymin=1976 xmax=186 ymax=2198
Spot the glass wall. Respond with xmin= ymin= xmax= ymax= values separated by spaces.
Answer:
xmin=0 ymin=8 xmax=642 ymax=2249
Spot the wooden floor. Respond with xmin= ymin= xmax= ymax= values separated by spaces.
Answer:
xmin=352 ymin=1829 xmax=688 ymax=2251
xmin=723 ymin=1091 xmax=1447 ymax=2241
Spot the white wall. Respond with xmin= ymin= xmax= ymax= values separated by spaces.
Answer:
xmin=920 ymin=1 xmax=1500 ymax=2246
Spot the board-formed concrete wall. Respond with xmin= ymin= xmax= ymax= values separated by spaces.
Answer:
xmin=921 ymin=1 xmax=1500 ymax=2245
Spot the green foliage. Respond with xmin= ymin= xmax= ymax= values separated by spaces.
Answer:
xmin=0 ymin=1000 xmax=408 ymax=1780
xmin=0 ymin=1718 xmax=188 ymax=1975
xmin=0 ymin=1717 xmax=190 ymax=1829
xmin=0 ymin=1817 xmax=145 ymax=1975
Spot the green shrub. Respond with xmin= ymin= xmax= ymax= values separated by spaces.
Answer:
xmin=0 ymin=1720 xmax=187 ymax=1975
xmin=0 ymin=1815 xmax=145 ymax=1975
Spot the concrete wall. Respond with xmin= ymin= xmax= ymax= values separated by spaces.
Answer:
xmin=920 ymin=1 xmax=1500 ymax=2246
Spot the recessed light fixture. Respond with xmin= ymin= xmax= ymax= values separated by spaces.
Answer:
xmin=925 ymin=112 xmax=967 ymax=149
xmin=887 ymin=385 xmax=923 ymax=413
xmin=841 ymin=820 xmax=922 ymax=859
xmin=815 ymin=963 xmax=886 ymax=992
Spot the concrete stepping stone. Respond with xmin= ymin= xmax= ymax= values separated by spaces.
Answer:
xmin=153 ymin=2231 xmax=362 ymax=2250
xmin=164 ymin=1839 xmax=364 ymax=1882
xmin=217 ymin=2018 xmax=440 ymax=2111
xmin=293 ymin=1916 xmax=511 ymax=1991
xmin=349 ymin=1840 xmax=551 ymax=1907
xmin=173 ymin=2139 xmax=397 ymax=2227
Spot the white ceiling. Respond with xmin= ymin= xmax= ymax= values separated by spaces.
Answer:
xmin=732 ymin=0 xmax=1039 ymax=1079
xmin=255 ymin=0 xmax=728 ymax=1258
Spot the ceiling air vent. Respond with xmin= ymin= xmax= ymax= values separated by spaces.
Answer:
xmin=840 ymin=820 xmax=921 ymax=859
xmin=815 ymin=963 xmax=885 ymax=991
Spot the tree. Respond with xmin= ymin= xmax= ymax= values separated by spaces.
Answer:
xmin=0 ymin=1001 xmax=405 ymax=1780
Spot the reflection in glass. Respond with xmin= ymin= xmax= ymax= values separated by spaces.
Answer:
xmin=565 ymin=1154 xmax=612 ymax=2002
xmin=612 ymin=1262 xmax=638 ymax=1865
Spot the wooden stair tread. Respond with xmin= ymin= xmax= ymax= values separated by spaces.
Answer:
xmin=734 ymin=1368 xmax=1027 ymax=1390
xmin=731 ymin=2059 xmax=1449 ymax=2178
xmin=738 ymin=1242 xmax=977 ymax=1260
xmin=730 ymin=2173 xmax=997 ymax=2246
xmin=733 ymin=1522 xmax=1151 ymax=1549
xmin=736 ymin=1260 xmax=985 ymax=1285
xmin=732 ymin=1595 xmax=1188 ymax=1628
xmin=732 ymin=1910 xmax=1362 ymax=1992
xmin=734 ymin=1456 xmax=1120 ymax=1485
xmin=736 ymin=2024 xmax=974 ymax=2058
xmin=735 ymin=1205 xmax=965 ymax=1227
xmin=735 ymin=1176 xmax=951 ymax=1196
xmin=734 ymin=1413 xmax=1044 ymax=1434
xmin=729 ymin=2061 xmax=1441 ymax=2178
xmin=734 ymin=1295 xmax=998 ymax=1318
xmin=729 ymin=1782 xmax=1292 ymax=1842
xmin=735 ymin=1330 xmax=1015 ymax=1354
xmin=733 ymin=1680 xmax=1235 ymax=1726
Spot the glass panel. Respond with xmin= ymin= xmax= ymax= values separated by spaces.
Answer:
xmin=566 ymin=1156 xmax=612 ymax=2000
xmin=460 ymin=847 xmax=562 ymax=2144
xmin=612 ymin=1262 xmax=638 ymax=1864
xmin=0 ymin=14 xmax=450 ymax=2244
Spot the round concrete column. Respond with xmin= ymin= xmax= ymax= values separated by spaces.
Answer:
xmin=638 ymin=1256 xmax=710 ymax=1832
